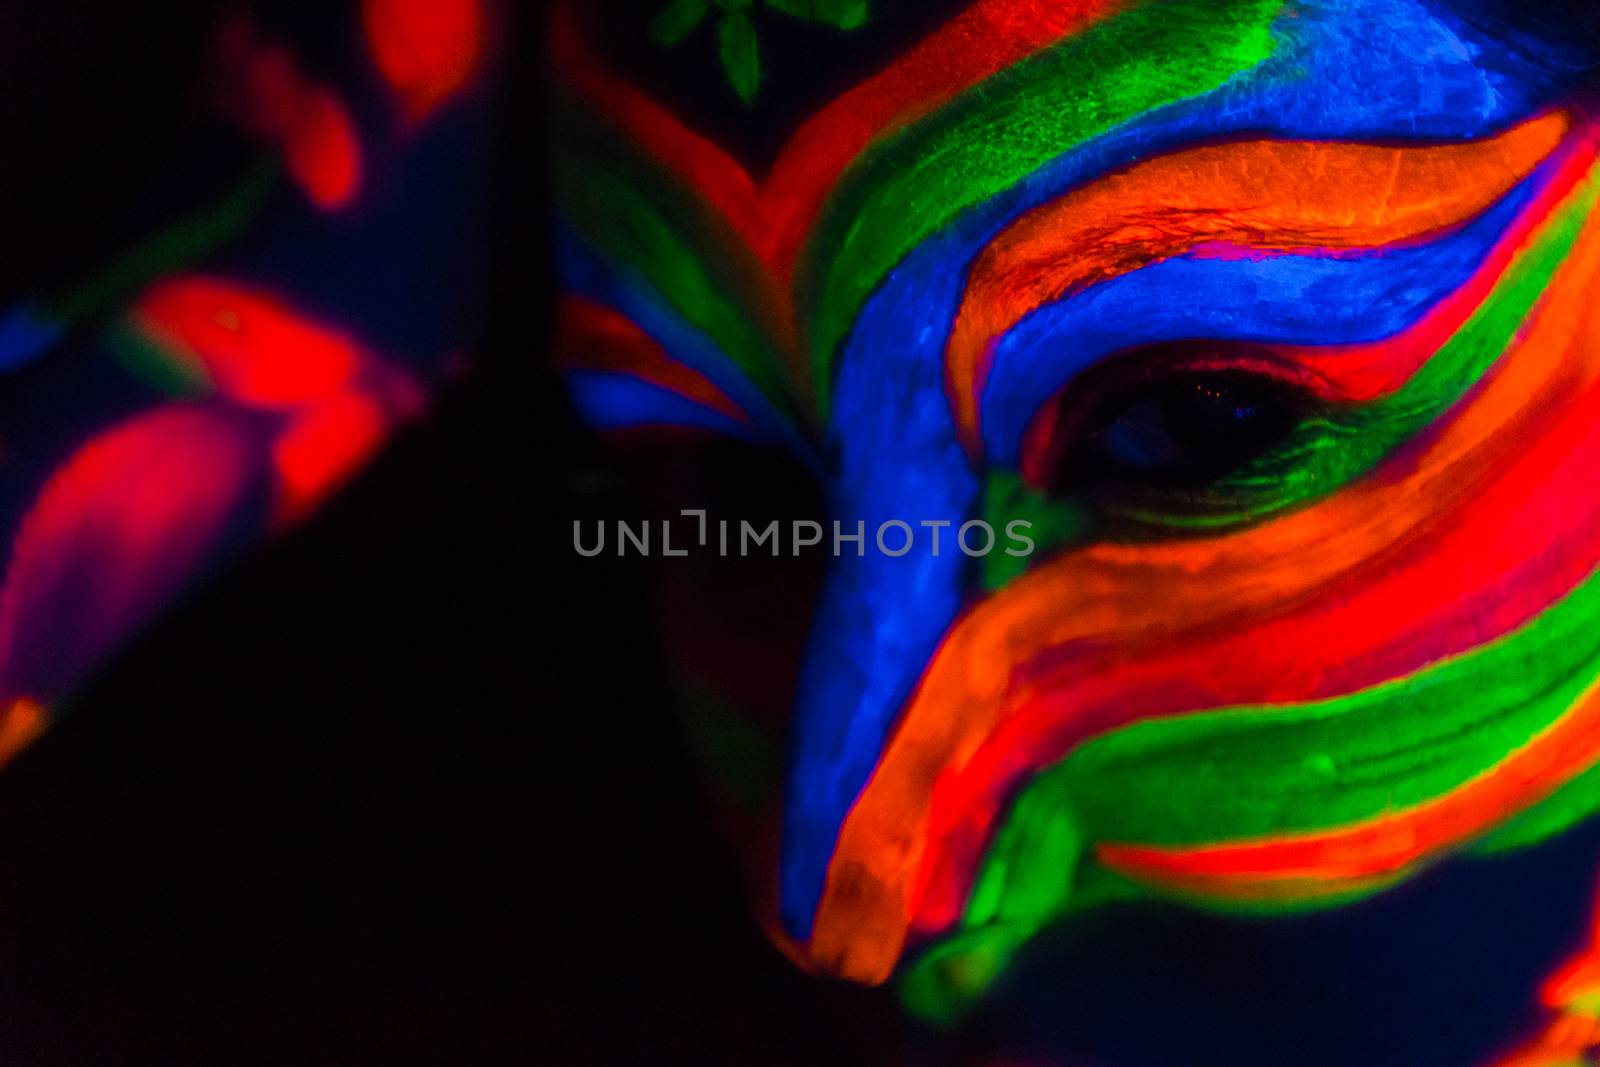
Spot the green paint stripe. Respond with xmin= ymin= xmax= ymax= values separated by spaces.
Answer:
xmin=1471 ymin=756 xmax=1600 ymax=856
xmin=978 ymin=469 xmax=1088 ymax=590
xmin=49 ymin=161 xmax=277 ymax=329
xmin=104 ymin=320 xmax=212 ymax=398
xmin=903 ymin=560 xmax=1600 ymax=1022
xmin=1047 ymin=565 xmax=1600 ymax=848
xmin=551 ymin=94 xmax=798 ymax=416
xmin=1119 ymin=164 xmax=1600 ymax=529
xmin=797 ymin=0 xmax=1285 ymax=411
xmin=965 ymin=166 xmax=1594 ymax=575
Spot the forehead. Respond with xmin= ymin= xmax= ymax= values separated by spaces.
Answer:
xmin=561 ymin=0 xmax=1575 ymax=166
xmin=548 ymin=0 xmax=1591 ymax=440
xmin=547 ymin=0 xmax=1600 ymax=987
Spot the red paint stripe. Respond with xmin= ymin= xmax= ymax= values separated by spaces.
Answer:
xmin=909 ymin=213 xmax=1600 ymax=929
xmin=758 ymin=0 xmax=1127 ymax=280
xmin=550 ymin=0 xmax=1119 ymax=283
xmin=132 ymin=277 xmax=365 ymax=408
xmin=363 ymin=0 xmax=484 ymax=122
xmin=550 ymin=6 xmax=766 ymax=257
xmin=1285 ymin=126 xmax=1600 ymax=401
xmin=131 ymin=276 xmax=423 ymax=526
xmin=217 ymin=16 xmax=363 ymax=211
xmin=272 ymin=393 xmax=391 ymax=526
xmin=946 ymin=114 xmax=1575 ymax=452
xmin=0 ymin=406 xmax=266 ymax=707
xmin=1016 ymin=126 xmax=1598 ymax=490
xmin=555 ymin=295 xmax=749 ymax=424
xmin=915 ymin=365 xmax=1600 ymax=927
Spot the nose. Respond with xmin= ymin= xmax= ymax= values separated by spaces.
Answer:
xmin=780 ymin=249 xmax=986 ymax=958
xmin=780 ymin=523 xmax=972 ymax=943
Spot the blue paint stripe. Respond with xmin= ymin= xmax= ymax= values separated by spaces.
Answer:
xmin=979 ymin=170 xmax=1543 ymax=464
xmin=563 ymin=371 xmax=752 ymax=438
xmin=778 ymin=0 xmax=1583 ymax=938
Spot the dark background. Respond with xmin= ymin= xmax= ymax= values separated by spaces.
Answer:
xmin=5 ymin=3 xmax=1600 ymax=1065
xmin=0 ymin=3 xmax=900 ymax=1062
xmin=0 ymin=327 xmax=906 ymax=1066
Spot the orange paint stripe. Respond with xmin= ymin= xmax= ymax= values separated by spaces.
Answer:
xmin=1539 ymin=884 xmax=1600 ymax=1010
xmin=1285 ymin=125 xmax=1600 ymax=401
xmin=0 ymin=698 xmax=48 ymax=768
xmin=804 ymin=160 xmax=1600 ymax=983
xmin=946 ymin=111 xmax=1572 ymax=452
xmin=1491 ymin=1014 xmax=1600 ymax=1067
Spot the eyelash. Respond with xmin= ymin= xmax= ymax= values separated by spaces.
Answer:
xmin=1017 ymin=342 xmax=1337 ymax=528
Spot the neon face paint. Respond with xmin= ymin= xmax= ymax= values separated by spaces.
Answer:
xmin=547 ymin=0 xmax=1600 ymax=1035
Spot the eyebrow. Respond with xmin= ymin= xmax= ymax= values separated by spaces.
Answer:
xmin=552 ymin=0 xmax=1287 ymax=423
xmin=805 ymin=155 xmax=1600 ymax=982
xmin=945 ymin=110 xmax=1574 ymax=454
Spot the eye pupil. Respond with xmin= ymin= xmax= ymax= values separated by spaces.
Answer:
xmin=1167 ymin=376 xmax=1282 ymax=450
xmin=1100 ymin=397 xmax=1185 ymax=472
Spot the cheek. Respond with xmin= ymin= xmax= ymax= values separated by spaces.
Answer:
xmin=594 ymin=432 xmax=827 ymax=739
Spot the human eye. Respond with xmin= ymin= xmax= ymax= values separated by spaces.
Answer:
xmin=1020 ymin=342 xmax=1335 ymax=529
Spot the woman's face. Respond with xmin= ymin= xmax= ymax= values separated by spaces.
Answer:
xmin=550 ymin=0 xmax=1600 ymax=1038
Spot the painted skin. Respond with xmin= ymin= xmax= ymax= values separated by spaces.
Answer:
xmin=549 ymin=0 xmax=1600 ymax=1058
xmin=5 ymin=3 xmax=1599 ymax=1061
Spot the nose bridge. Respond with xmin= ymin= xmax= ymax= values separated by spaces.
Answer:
xmin=780 ymin=528 xmax=968 ymax=939
xmin=778 ymin=358 xmax=980 ymax=940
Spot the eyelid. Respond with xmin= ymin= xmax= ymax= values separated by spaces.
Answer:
xmin=1017 ymin=343 xmax=1330 ymax=488
xmin=948 ymin=111 xmax=1574 ymax=456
